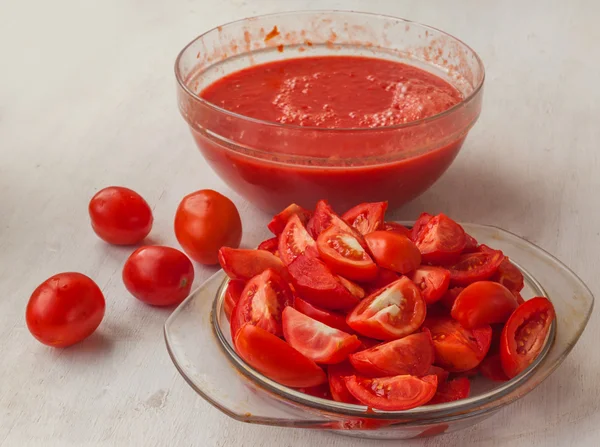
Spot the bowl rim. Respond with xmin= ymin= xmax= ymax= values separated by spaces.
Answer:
xmin=174 ymin=9 xmax=486 ymax=133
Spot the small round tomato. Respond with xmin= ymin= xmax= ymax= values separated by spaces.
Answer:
xmin=122 ymin=246 xmax=194 ymax=306
xmin=174 ymin=189 xmax=242 ymax=265
xmin=347 ymin=277 xmax=426 ymax=340
xmin=88 ymin=186 xmax=153 ymax=245
xmin=449 ymin=248 xmax=504 ymax=286
xmin=224 ymin=280 xmax=245 ymax=322
xmin=268 ymin=203 xmax=311 ymax=235
xmin=349 ymin=331 xmax=434 ymax=377
xmin=451 ymin=281 xmax=518 ymax=329
xmin=345 ymin=374 xmax=438 ymax=411
xmin=294 ymin=297 xmax=354 ymax=333
xmin=26 ymin=273 xmax=105 ymax=347
xmin=492 ymin=258 xmax=524 ymax=295
xmin=424 ymin=316 xmax=492 ymax=372
xmin=328 ymin=361 xmax=359 ymax=404
xmin=278 ymin=214 xmax=318 ymax=266
xmin=230 ymin=269 xmax=293 ymax=339
xmin=218 ymin=247 xmax=288 ymax=281
xmin=317 ymin=226 xmax=378 ymax=281
xmin=415 ymin=214 xmax=466 ymax=263
xmin=234 ymin=324 xmax=327 ymax=388
xmin=411 ymin=266 xmax=451 ymax=305
xmin=428 ymin=377 xmax=470 ymax=405
xmin=500 ymin=297 xmax=555 ymax=378
xmin=341 ymin=202 xmax=388 ymax=235
xmin=364 ymin=231 xmax=421 ymax=274
xmin=282 ymin=307 xmax=361 ymax=364
xmin=383 ymin=221 xmax=412 ymax=238
xmin=257 ymin=237 xmax=279 ymax=254
xmin=479 ymin=354 xmax=509 ymax=382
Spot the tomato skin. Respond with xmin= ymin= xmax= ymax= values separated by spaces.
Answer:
xmin=364 ymin=231 xmax=422 ymax=274
xmin=122 ymin=246 xmax=194 ymax=306
xmin=26 ymin=273 xmax=105 ymax=347
xmin=349 ymin=331 xmax=434 ymax=377
xmin=347 ymin=277 xmax=426 ymax=341
xmin=479 ymin=354 xmax=509 ymax=382
xmin=428 ymin=377 xmax=470 ymax=404
xmin=174 ymin=190 xmax=242 ymax=265
xmin=492 ymin=258 xmax=524 ymax=295
xmin=345 ymin=374 xmax=438 ymax=411
xmin=218 ymin=247 xmax=289 ymax=281
xmin=234 ymin=324 xmax=327 ymax=388
xmin=257 ymin=237 xmax=279 ymax=254
xmin=268 ymin=203 xmax=312 ymax=235
xmin=383 ymin=221 xmax=412 ymax=238
xmin=500 ymin=297 xmax=555 ymax=378
xmin=451 ymin=281 xmax=518 ymax=329
xmin=341 ymin=202 xmax=388 ymax=235
xmin=224 ymin=280 xmax=246 ymax=321
xmin=278 ymin=214 xmax=318 ymax=266
xmin=415 ymin=214 xmax=466 ymax=263
xmin=449 ymin=247 xmax=505 ymax=286
xmin=294 ymin=297 xmax=354 ymax=333
xmin=88 ymin=186 xmax=153 ymax=245
xmin=328 ymin=361 xmax=360 ymax=404
xmin=411 ymin=266 xmax=451 ymax=305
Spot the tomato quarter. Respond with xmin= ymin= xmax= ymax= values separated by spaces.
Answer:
xmin=383 ymin=221 xmax=412 ymax=238
xmin=415 ymin=214 xmax=466 ymax=263
xmin=218 ymin=247 xmax=289 ymax=281
xmin=278 ymin=214 xmax=318 ymax=266
xmin=364 ymin=231 xmax=421 ymax=274
xmin=428 ymin=377 xmax=470 ymax=405
xmin=268 ymin=203 xmax=312 ymax=235
xmin=341 ymin=202 xmax=388 ymax=235
xmin=492 ymin=258 xmax=525 ymax=295
xmin=224 ymin=280 xmax=246 ymax=322
xmin=257 ymin=237 xmax=279 ymax=254
xmin=448 ymin=247 xmax=504 ymax=286
xmin=451 ymin=281 xmax=518 ymax=329
xmin=411 ymin=266 xmax=451 ymax=305
xmin=479 ymin=354 xmax=509 ymax=382
xmin=410 ymin=212 xmax=433 ymax=242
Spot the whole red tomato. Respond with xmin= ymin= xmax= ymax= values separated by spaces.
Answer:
xmin=174 ymin=190 xmax=242 ymax=265
xmin=89 ymin=186 xmax=153 ymax=245
xmin=26 ymin=272 xmax=105 ymax=347
xmin=122 ymin=246 xmax=194 ymax=306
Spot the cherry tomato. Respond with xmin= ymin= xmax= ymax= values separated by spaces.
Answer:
xmin=268 ymin=203 xmax=312 ymax=235
xmin=341 ymin=202 xmax=388 ymax=235
xmin=174 ymin=189 xmax=242 ymax=265
xmin=349 ymin=331 xmax=434 ymax=377
xmin=428 ymin=377 xmax=470 ymax=404
xmin=218 ymin=247 xmax=289 ymax=281
xmin=294 ymin=297 xmax=354 ymax=333
xmin=364 ymin=231 xmax=421 ymax=274
xmin=257 ymin=237 xmax=279 ymax=254
xmin=479 ymin=354 xmax=509 ymax=382
xmin=88 ymin=186 xmax=153 ymax=245
xmin=278 ymin=214 xmax=318 ymax=266
xmin=224 ymin=280 xmax=245 ymax=321
xmin=328 ymin=361 xmax=359 ymax=404
xmin=230 ymin=269 xmax=293 ymax=339
xmin=347 ymin=277 xmax=426 ymax=340
xmin=287 ymin=255 xmax=360 ymax=311
xmin=361 ymin=268 xmax=400 ymax=295
xmin=122 ymin=246 xmax=194 ymax=306
xmin=338 ymin=276 xmax=366 ymax=300
xmin=317 ymin=226 xmax=378 ymax=281
xmin=451 ymin=281 xmax=518 ymax=328
xmin=415 ymin=214 xmax=466 ymax=263
xmin=383 ymin=221 xmax=412 ymax=238
xmin=410 ymin=212 xmax=433 ymax=242
xmin=424 ymin=316 xmax=492 ymax=372
xmin=345 ymin=374 xmax=438 ymax=411
xmin=234 ymin=324 xmax=327 ymax=388
xmin=440 ymin=287 xmax=464 ymax=310
xmin=500 ymin=297 xmax=555 ymax=378
xmin=411 ymin=266 xmax=451 ymax=305
xmin=492 ymin=258 xmax=524 ymax=295
xmin=26 ymin=272 xmax=105 ymax=347
xmin=448 ymin=248 xmax=504 ymax=286
xmin=282 ymin=307 xmax=361 ymax=364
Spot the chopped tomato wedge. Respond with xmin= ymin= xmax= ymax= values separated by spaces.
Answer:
xmin=347 ymin=277 xmax=426 ymax=340
xmin=448 ymin=248 xmax=504 ymax=286
xmin=293 ymin=297 xmax=354 ymax=333
xmin=411 ymin=266 xmax=451 ymax=305
xmin=328 ymin=361 xmax=359 ymax=404
xmin=307 ymin=200 xmax=367 ymax=246
xmin=492 ymin=258 xmax=525 ymax=295
xmin=257 ymin=237 xmax=279 ymax=254
xmin=341 ymin=202 xmax=388 ymax=235
xmin=316 ymin=226 xmax=378 ymax=281
xmin=361 ymin=268 xmax=400 ymax=295
xmin=479 ymin=354 xmax=509 ymax=382
xmin=349 ymin=331 xmax=434 ymax=377
xmin=364 ymin=231 xmax=421 ymax=274
xmin=268 ymin=203 xmax=312 ymax=235
xmin=428 ymin=377 xmax=470 ymax=404
xmin=440 ymin=287 xmax=464 ymax=310
xmin=383 ymin=221 xmax=412 ymax=238
xmin=451 ymin=281 xmax=518 ymax=328
xmin=500 ymin=297 xmax=555 ymax=378
xmin=224 ymin=280 xmax=245 ymax=321
xmin=282 ymin=307 xmax=361 ymax=364
xmin=278 ymin=214 xmax=318 ymax=266
xmin=410 ymin=212 xmax=433 ymax=242
xmin=463 ymin=233 xmax=479 ymax=253
xmin=423 ymin=316 xmax=492 ymax=372
xmin=427 ymin=365 xmax=450 ymax=384
xmin=415 ymin=214 xmax=466 ymax=263
xmin=230 ymin=269 xmax=293 ymax=339
xmin=515 ymin=292 xmax=525 ymax=305
xmin=234 ymin=324 xmax=327 ymax=388
xmin=218 ymin=247 xmax=289 ymax=281
xmin=338 ymin=276 xmax=365 ymax=299
xmin=345 ymin=374 xmax=438 ymax=411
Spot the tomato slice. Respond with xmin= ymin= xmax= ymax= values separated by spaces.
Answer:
xmin=451 ymin=281 xmax=518 ymax=329
xmin=224 ymin=280 xmax=245 ymax=322
xmin=338 ymin=276 xmax=365 ymax=300
xmin=278 ymin=214 xmax=318 ymax=266
xmin=361 ymin=268 xmax=400 ymax=295
xmin=410 ymin=212 xmax=433 ymax=242
xmin=345 ymin=374 xmax=438 ymax=411
xmin=349 ymin=331 xmax=434 ymax=377
xmin=234 ymin=324 xmax=327 ymax=388
xmin=415 ymin=214 xmax=466 ymax=263
xmin=428 ymin=377 xmax=470 ymax=404
xmin=448 ymin=248 xmax=504 ymax=286
xmin=383 ymin=221 xmax=412 ymax=238
xmin=500 ymin=297 xmax=555 ymax=378
xmin=423 ymin=316 xmax=492 ymax=372
xmin=364 ymin=231 xmax=422 ymax=274
xmin=411 ymin=266 xmax=451 ymax=305
xmin=294 ymin=297 xmax=354 ymax=333
xmin=316 ymin=226 xmax=378 ymax=281
xmin=341 ymin=202 xmax=388 ymax=235
xmin=440 ymin=286 xmax=464 ymax=310
xmin=287 ymin=255 xmax=360 ymax=311
xmin=328 ymin=361 xmax=360 ymax=404
xmin=230 ymin=269 xmax=293 ymax=339
xmin=218 ymin=247 xmax=289 ymax=281
xmin=492 ymin=258 xmax=524 ymax=295
xmin=268 ymin=203 xmax=312 ymax=235
xmin=479 ymin=354 xmax=509 ymax=382
xmin=282 ymin=307 xmax=361 ymax=364
xmin=347 ymin=277 xmax=426 ymax=340
xmin=257 ymin=237 xmax=279 ymax=254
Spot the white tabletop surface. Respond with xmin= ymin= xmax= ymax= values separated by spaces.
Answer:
xmin=1 ymin=0 xmax=599 ymax=446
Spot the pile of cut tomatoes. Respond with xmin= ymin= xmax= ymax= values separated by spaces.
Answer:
xmin=221 ymin=200 xmax=556 ymax=411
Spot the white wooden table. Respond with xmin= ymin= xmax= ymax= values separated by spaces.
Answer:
xmin=1 ymin=0 xmax=599 ymax=445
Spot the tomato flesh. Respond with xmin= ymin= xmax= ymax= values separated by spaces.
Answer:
xmin=268 ymin=203 xmax=312 ymax=235
xmin=338 ymin=276 xmax=366 ymax=300
xmin=451 ymin=281 xmax=518 ymax=328
xmin=415 ymin=214 xmax=466 ymax=263
xmin=449 ymin=248 xmax=505 ymax=286
xmin=224 ymin=280 xmax=245 ymax=322
xmin=218 ymin=247 xmax=289 ymax=281
xmin=294 ymin=297 xmax=354 ymax=333
xmin=341 ymin=202 xmax=388 ymax=235
xmin=428 ymin=377 xmax=470 ymax=404
xmin=257 ymin=237 xmax=279 ymax=254
xmin=364 ymin=231 xmax=421 ymax=274
xmin=278 ymin=214 xmax=318 ymax=266
xmin=411 ymin=266 xmax=451 ymax=305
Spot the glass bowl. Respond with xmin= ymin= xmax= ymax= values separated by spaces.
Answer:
xmin=175 ymin=11 xmax=484 ymax=213
xmin=164 ymin=223 xmax=593 ymax=440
